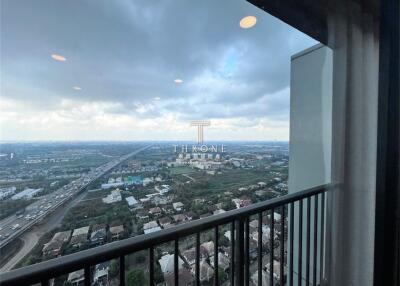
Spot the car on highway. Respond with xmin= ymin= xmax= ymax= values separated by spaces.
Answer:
xmin=11 ymin=224 xmax=20 ymax=230
xmin=16 ymin=209 xmax=25 ymax=216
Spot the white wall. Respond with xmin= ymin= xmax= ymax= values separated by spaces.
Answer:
xmin=289 ymin=44 xmax=333 ymax=192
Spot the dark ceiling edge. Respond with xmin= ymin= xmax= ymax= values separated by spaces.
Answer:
xmin=247 ymin=0 xmax=328 ymax=46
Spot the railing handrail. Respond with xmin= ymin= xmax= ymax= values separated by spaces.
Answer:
xmin=0 ymin=183 xmax=334 ymax=286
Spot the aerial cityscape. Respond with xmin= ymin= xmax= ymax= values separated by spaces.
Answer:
xmin=0 ymin=141 xmax=288 ymax=285
xmin=0 ymin=0 xmax=392 ymax=284
xmin=0 ymin=0 xmax=318 ymax=285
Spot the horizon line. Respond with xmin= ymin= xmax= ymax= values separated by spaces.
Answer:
xmin=0 ymin=139 xmax=289 ymax=144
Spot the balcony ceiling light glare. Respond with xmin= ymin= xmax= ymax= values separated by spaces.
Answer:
xmin=73 ymin=86 xmax=82 ymax=91
xmin=239 ymin=16 xmax=257 ymax=29
xmin=51 ymin=54 xmax=66 ymax=62
xmin=174 ymin=79 xmax=183 ymax=84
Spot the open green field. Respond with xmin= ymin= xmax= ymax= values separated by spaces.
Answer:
xmin=169 ymin=166 xmax=195 ymax=175
xmin=170 ymin=168 xmax=278 ymax=203
xmin=61 ymin=196 xmax=131 ymax=230
xmin=206 ymin=169 xmax=273 ymax=192
xmin=84 ymin=189 xmax=110 ymax=200
xmin=23 ymin=155 xmax=110 ymax=170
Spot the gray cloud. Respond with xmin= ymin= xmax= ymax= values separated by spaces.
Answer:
xmin=1 ymin=0 xmax=316 ymax=137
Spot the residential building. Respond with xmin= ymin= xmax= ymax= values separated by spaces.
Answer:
xmin=265 ymin=260 xmax=282 ymax=284
xmin=125 ymin=196 xmax=139 ymax=208
xmin=155 ymin=184 xmax=171 ymax=194
xmin=142 ymin=177 xmax=153 ymax=186
xmin=232 ymin=198 xmax=252 ymax=209
xmin=101 ymin=182 xmax=124 ymax=190
xmin=70 ymin=226 xmax=89 ymax=247
xmin=164 ymin=268 xmax=194 ymax=286
xmin=173 ymin=202 xmax=184 ymax=211
xmin=158 ymin=254 xmax=184 ymax=275
xmin=182 ymin=247 xmax=208 ymax=266
xmin=93 ymin=262 xmax=110 ymax=285
xmin=198 ymin=261 xmax=214 ymax=282
xmin=102 ymin=189 xmax=122 ymax=204
xmin=210 ymin=253 xmax=230 ymax=271
xmin=149 ymin=207 xmax=162 ymax=216
xmin=67 ymin=269 xmax=85 ymax=286
xmin=172 ymin=214 xmax=186 ymax=224
xmin=143 ymin=221 xmax=161 ymax=234
xmin=158 ymin=217 xmax=172 ymax=228
xmin=136 ymin=209 xmax=149 ymax=221
xmin=42 ymin=230 xmax=71 ymax=257
xmin=200 ymin=241 xmax=214 ymax=257
xmin=0 ymin=187 xmax=16 ymax=200
xmin=90 ymin=226 xmax=107 ymax=246
xmin=109 ymin=225 xmax=124 ymax=240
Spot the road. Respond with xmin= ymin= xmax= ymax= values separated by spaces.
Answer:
xmin=182 ymin=174 xmax=196 ymax=182
xmin=0 ymin=145 xmax=151 ymax=271
xmin=0 ymin=190 xmax=87 ymax=272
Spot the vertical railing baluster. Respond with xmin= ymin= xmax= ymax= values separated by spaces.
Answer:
xmin=290 ymin=202 xmax=294 ymax=286
xmin=270 ymin=210 xmax=274 ymax=286
xmin=120 ymin=256 xmax=125 ymax=286
xmin=245 ymin=217 xmax=250 ymax=286
xmin=306 ymin=197 xmax=311 ymax=286
xmin=175 ymin=239 xmax=179 ymax=286
xmin=230 ymin=221 xmax=235 ymax=286
xmin=214 ymin=226 xmax=219 ymax=286
xmin=196 ymin=232 xmax=200 ymax=286
xmin=235 ymin=219 xmax=245 ymax=286
xmin=258 ymin=212 xmax=263 ymax=286
xmin=0 ymin=189 xmax=331 ymax=286
xmin=320 ymin=193 xmax=325 ymax=284
xmin=149 ymin=246 xmax=154 ymax=286
xmin=298 ymin=200 xmax=303 ymax=286
xmin=313 ymin=195 xmax=319 ymax=286
xmin=280 ymin=205 xmax=285 ymax=286
xmin=84 ymin=266 xmax=91 ymax=286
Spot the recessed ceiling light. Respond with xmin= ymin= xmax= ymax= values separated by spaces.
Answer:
xmin=174 ymin=79 xmax=183 ymax=84
xmin=51 ymin=54 xmax=66 ymax=62
xmin=239 ymin=16 xmax=257 ymax=29
xmin=73 ymin=86 xmax=82 ymax=91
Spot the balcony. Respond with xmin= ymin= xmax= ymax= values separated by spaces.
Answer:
xmin=0 ymin=184 xmax=332 ymax=286
xmin=0 ymin=0 xmax=398 ymax=285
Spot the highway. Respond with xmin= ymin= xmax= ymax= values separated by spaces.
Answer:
xmin=0 ymin=145 xmax=151 ymax=250
xmin=0 ymin=190 xmax=88 ymax=272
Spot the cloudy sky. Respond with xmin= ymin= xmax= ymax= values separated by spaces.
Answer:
xmin=0 ymin=0 xmax=317 ymax=142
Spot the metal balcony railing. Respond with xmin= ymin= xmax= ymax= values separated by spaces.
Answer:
xmin=0 ymin=184 xmax=332 ymax=286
